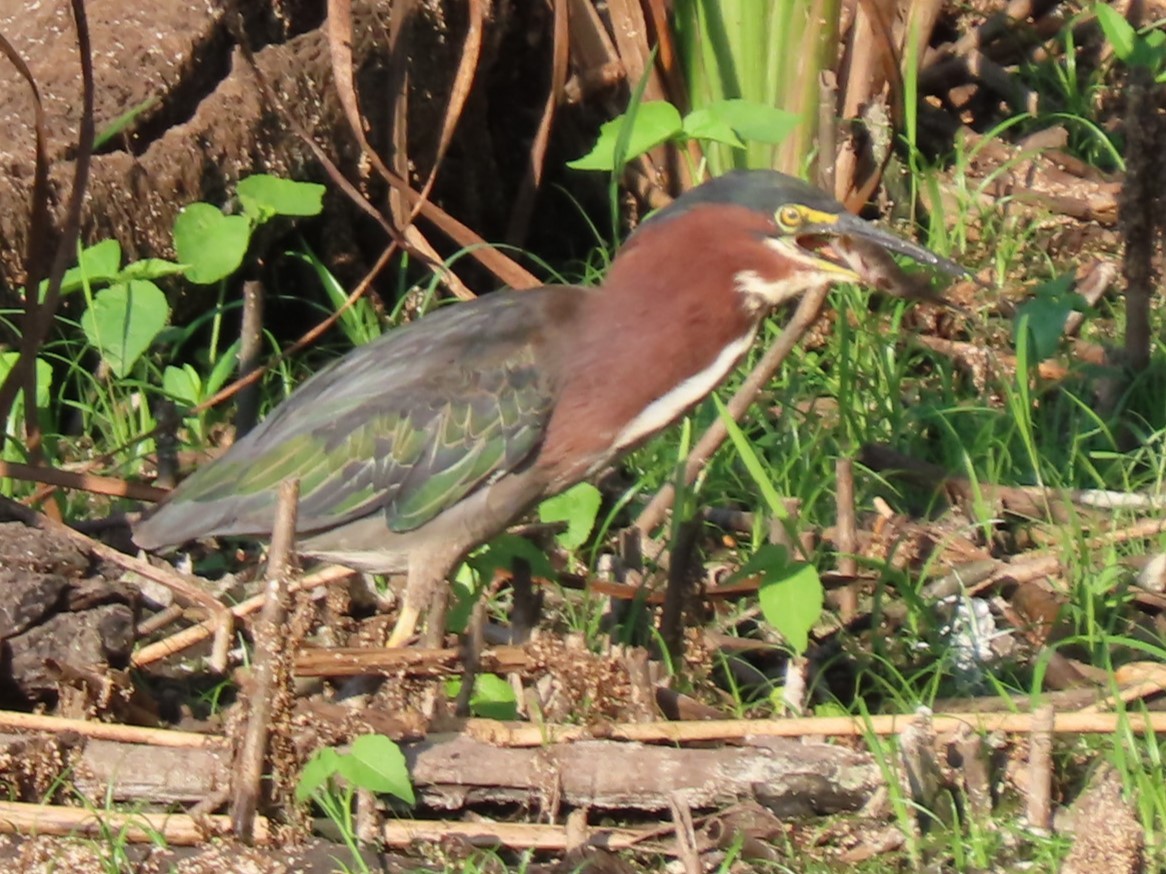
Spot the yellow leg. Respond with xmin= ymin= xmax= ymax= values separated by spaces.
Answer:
xmin=385 ymin=601 xmax=422 ymax=648
xmin=386 ymin=562 xmax=446 ymax=648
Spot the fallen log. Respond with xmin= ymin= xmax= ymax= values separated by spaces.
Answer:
xmin=409 ymin=733 xmax=880 ymax=814
xmin=0 ymin=724 xmax=880 ymax=816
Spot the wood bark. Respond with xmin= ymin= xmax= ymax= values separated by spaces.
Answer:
xmin=5 ymin=728 xmax=881 ymax=815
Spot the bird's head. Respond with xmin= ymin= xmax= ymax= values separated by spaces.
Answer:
xmin=610 ymin=169 xmax=967 ymax=317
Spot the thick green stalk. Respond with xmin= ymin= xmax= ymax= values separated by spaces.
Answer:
xmin=673 ymin=0 xmax=841 ymax=175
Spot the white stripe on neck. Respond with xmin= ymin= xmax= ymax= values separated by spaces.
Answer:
xmin=611 ymin=328 xmax=757 ymax=453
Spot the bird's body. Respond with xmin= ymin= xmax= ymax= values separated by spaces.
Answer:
xmin=135 ymin=170 xmax=968 ymax=646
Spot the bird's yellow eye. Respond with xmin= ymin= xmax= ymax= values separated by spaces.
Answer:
xmin=777 ymin=205 xmax=803 ymax=231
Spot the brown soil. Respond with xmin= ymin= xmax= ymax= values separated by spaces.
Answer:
xmin=0 ymin=0 xmax=596 ymax=314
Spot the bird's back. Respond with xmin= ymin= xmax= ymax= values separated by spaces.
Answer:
xmin=133 ymin=285 xmax=591 ymax=550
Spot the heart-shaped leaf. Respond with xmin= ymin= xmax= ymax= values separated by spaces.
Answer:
xmin=682 ymin=107 xmax=745 ymax=148
xmin=568 ymin=101 xmax=683 ymax=170
xmin=173 ymin=203 xmax=252 ymax=285
xmin=709 ymin=99 xmax=800 ymax=145
xmin=295 ymin=747 xmax=342 ymax=802
xmin=1013 ymin=274 xmax=1084 ymax=362
xmin=0 ymin=353 xmax=52 ymax=438
xmin=80 ymin=280 xmax=170 ymax=377
xmin=731 ymin=544 xmax=823 ymax=655
xmin=335 ymin=734 xmax=415 ymax=805
xmin=119 ymin=258 xmax=187 ymax=282
xmin=46 ymin=238 xmax=123 ymax=299
xmin=162 ymin=364 xmax=201 ymax=407
xmin=538 ymin=482 xmax=602 ymax=551
xmin=446 ymin=673 xmax=520 ymax=720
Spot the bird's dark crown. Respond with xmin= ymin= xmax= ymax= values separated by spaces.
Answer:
xmin=637 ymin=170 xmax=845 ymax=232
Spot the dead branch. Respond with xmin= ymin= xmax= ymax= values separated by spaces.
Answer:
xmin=0 ymin=709 xmax=226 ymax=750
xmin=1027 ymin=704 xmax=1055 ymax=830
xmin=293 ymin=644 xmax=532 ymax=678
xmin=231 ymin=478 xmax=298 ymax=841
xmin=380 ymin=818 xmax=653 ymax=850
xmin=132 ymin=564 xmax=356 ymax=667
xmin=466 ymin=709 xmax=1166 ymax=746
xmin=0 ymin=460 xmax=166 ymax=502
xmin=0 ymin=800 xmax=266 ymax=845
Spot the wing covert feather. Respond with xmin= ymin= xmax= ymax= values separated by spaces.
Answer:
xmin=136 ymin=288 xmax=581 ymax=544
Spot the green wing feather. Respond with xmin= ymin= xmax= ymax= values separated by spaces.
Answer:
xmin=134 ymin=289 xmax=570 ymax=547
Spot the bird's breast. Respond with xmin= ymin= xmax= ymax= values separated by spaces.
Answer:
xmin=608 ymin=325 xmax=756 ymax=452
xmin=534 ymin=293 xmax=758 ymax=489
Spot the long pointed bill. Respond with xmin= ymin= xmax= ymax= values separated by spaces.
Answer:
xmin=819 ymin=212 xmax=970 ymax=278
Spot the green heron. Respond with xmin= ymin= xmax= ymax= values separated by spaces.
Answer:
xmin=134 ymin=169 xmax=967 ymax=647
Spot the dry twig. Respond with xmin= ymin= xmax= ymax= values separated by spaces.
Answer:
xmin=0 ymin=709 xmax=225 ymax=749
xmin=1026 ymin=703 xmax=1055 ymax=831
xmin=132 ymin=564 xmax=355 ymax=667
xmin=380 ymin=818 xmax=651 ymax=850
xmin=467 ymin=709 xmax=1166 ymax=746
xmin=231 ymin=479 xmax=298 ymax=842
xmin=834 ymin=456 xmax=859 ymax=621
xmin=0 ymin=800 xmax=266 ymax=845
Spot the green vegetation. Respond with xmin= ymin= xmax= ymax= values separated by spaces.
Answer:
xmin=672 ymin=0 xmax=840 ymax=174
xmin=297 ymin=734 xmax=415 ymax=874
xmin=4 ymin=1 xmax=1166 ymax=871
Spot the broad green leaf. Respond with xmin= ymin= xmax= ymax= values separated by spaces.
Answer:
xmin=730 ymin=544 xmax=822 ymax=655
xmin=470 ymin=673 xmax=519 ymax=720
xmin=237 ymin=174 xmax=326 ymax=221
xmin=1012 ymin=274 xmax=1084 ymax=362
xmin=173 ymin=203 xmax=252 ymax=284
xmin=335 ymin=734 xmax=415 ymax=805
xmin=758 ymin=562 xmax=823 ymax=655
xmin=538 ymin=482 xmax=602 ymax=551
xmin=810 ymin=701 xmax=850 ymax=718
xmin=295 ymin=746 xmax=342 ymax=802
xmin=34 ymin=358 xmax=51 ymax=409
xmin=710 ymin=99 xmax=799 ymax=145
xmin=1131 ymin=33 xmax=1166 ymax=70
xmin=75 ymin=239 xmax=123 ymax=281
xmin=446 ymin=563 xmax=482 ymax=635
xmin=47 ymin=239 xmax=123 ymax=298
xmin=682 ymin=107 xmax=744 ymax=148
xmin=568 ymin=101 xmax=683 ymax=170
xmin=449 ymin=534 xmax=555 ymax=637
xmin=162 ymin=364 xmax=201 ymax=407
xmin=446 ymin=673 xmax=519 ymax=720
xmin=1095 ymin=4 xmax=1136 ymax=62
xmin=80 ymin=280 xmax=170 ymax=377
xmin=1 ymin=355 xmax=54 ymax=409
